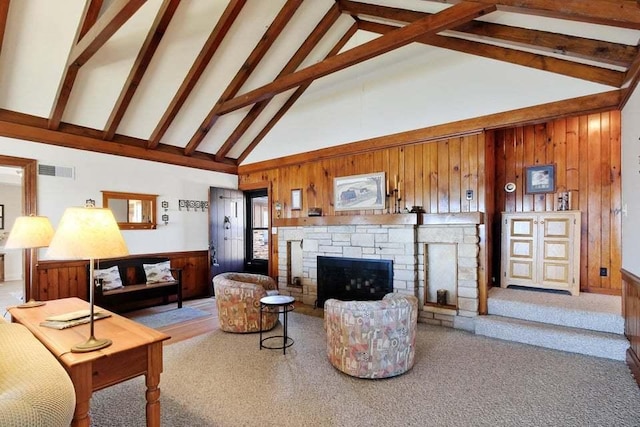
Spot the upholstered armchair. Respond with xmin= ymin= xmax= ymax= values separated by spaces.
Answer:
xmin=213 ymin=272 xmax=279 ymax=333
xmin=324 ymin=292 xmax=418 ymax=379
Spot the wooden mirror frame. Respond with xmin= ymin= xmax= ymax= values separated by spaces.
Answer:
xmin=102 ymin=191 xmax=157 ymax=230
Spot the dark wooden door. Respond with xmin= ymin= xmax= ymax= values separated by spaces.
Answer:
xmin=209 ymin=187 xmax=245 ymax=293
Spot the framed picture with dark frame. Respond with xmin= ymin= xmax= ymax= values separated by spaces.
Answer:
xmin=525 ymin=164 xmax=556 ymax=194
xmin=291 ymin=189 xmax=302 ymax=210
xmin=0 ymin=204 xmax=3 ymax=229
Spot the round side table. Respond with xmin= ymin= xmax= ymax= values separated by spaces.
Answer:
xmin=259 ymin=295 xmax=295 ymax=354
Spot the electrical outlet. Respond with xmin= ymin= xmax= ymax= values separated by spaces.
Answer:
xmin=600 ymin=267 xmax=608 ymax=277
xmin=466 ymin=190 xmax=473 ymax=200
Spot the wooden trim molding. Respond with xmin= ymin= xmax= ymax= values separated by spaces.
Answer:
xmin=621 ymin=269 xmax=640 ymax=387
xmin=273 ymin=212 xmax=483 ymax=227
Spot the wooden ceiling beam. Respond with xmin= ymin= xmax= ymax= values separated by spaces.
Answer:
xmin=359 ymin=20 xmax=625 ymax=87
xmin=0 ymin=0 xmax=11 ymax=58
xmin=339 ymin=0 xmax=637 ymax=68
xmin=0 ymin=109 xmax=237 ymax=174
xmin=426 ymin=0 xmax=640 ymax=29
xmin=237 ymin=23 xmax=358 ymax=165
xmin=48 ymin=0 xmax=146 ymax=130
xmin=147 ymin=0 xmax=246 ymax=149
xmin=215 ymin=3 xmax=342 ymax=162
xmin=217 ymin=1 xmax=496 ymax=116
xmin=238 ymin=89 xmax=622 ymax=174
xmin=103 ymin=0 xmax=180 ymax=141
xmin=184 ymin=0 xmax=303 ymax=156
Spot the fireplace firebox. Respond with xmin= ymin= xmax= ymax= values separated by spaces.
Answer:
xmin=316 ymin=256 xmax=393 ymax=308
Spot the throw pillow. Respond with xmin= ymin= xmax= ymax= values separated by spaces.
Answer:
xmin=143 ymin=261 xmax=175 ymax=284
xmin=94 ymin=266 xmax=124 ymax=291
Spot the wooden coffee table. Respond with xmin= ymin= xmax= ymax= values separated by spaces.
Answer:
xmin=9 ymin=297 xmax=169 ymax=427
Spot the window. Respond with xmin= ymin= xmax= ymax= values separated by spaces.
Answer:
xmin=245 ymin=189 xmax=269 ymax=273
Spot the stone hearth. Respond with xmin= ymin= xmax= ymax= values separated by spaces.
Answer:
xmin=276 ymin=214 xmax=482 ymax=330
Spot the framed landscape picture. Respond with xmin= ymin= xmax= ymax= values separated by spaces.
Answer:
xmin=334 ymin=172 xmax=385 ymax=211
xmin=525 ymin=164 xmax=556 ymax=194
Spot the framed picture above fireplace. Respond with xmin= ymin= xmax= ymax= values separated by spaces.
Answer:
xmin=334 ymin=172 xmax=385 ymax=211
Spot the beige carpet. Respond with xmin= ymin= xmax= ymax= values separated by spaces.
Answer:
xmin=89 ymin=312 xmax=640 ymax=426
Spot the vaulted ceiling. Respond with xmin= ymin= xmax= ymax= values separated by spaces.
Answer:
xmin=1 ymin=0 xmax=639 ymax=175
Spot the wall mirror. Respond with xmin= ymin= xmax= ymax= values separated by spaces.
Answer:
xmin=102 ymin=191 xmax=157 ymax=230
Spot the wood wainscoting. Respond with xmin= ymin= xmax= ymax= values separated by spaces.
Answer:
xmin=35 ymin=251 xmax=211 ymax=309
xmin=622 ymin=269 xmax=640 ymax=387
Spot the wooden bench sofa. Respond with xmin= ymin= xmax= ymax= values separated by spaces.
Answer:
xmin=92 ymin=256 xmax=182 ymax=313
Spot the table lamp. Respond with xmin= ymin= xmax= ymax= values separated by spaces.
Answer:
xmin=4 ymin=215 xmax=55 ymax=308
xmin=47 ymin=205 xmax=129 ymax=352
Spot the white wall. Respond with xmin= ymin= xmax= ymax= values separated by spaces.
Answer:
xmin=0 ymin=182 xmax=23 ymax=280
xmin=621 ymin=86 xmax=640 ymax=276
xmin=0 ymin=137 xmax=237 ymax=258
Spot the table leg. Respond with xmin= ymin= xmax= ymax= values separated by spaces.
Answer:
xmin=282 ymin=306 xmax=287 ymax=355
xmin=145 ymin=342 xmax=163 ymax=427
xmin=259 ymin=302 xmax=263 ymax=350
xmin=69 ymin=363 xmax=92 ymax=427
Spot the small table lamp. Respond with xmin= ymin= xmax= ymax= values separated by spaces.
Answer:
xmin=4 ymin=215 xmax=54 ymax=308
xmin=47 ymin=206 xmax=129 ymax=353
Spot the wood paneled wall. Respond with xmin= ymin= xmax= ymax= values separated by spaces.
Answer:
xmin=240 ymin=133 xmax=494 ymax=302
xmin=240 ymin=133 xmax=488 ymax=216
xmin=36 ymin=250 xmax=211 ymax=305
xmin=492 ymin=111 xmax=622 ymax=294
xmin=622 ymin=270 xmax=640 ymax=387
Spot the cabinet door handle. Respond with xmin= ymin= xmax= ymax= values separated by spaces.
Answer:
xmin=540 ymin=220 xmax=545 ymax=224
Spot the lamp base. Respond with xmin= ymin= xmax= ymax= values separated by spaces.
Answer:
xmin=17 ymin=299 xmax=46 ymax=309
xmin=71 ymin=336 xmax=112 ymax=353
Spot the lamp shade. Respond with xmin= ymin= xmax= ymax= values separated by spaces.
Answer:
xmin=4 ymin=216 xmax=54 ymax=249
xmin=47 ymin=207 xmax=129 ymax=260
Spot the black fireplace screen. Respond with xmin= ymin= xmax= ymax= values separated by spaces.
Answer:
xmin=316 ymin=256 xmax=393 ymax=308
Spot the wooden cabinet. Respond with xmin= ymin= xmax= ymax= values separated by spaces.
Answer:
xmin=501 ymin=211 xmax=580 ymax=296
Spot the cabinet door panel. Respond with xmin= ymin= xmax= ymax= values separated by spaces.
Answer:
xmin=511 ymin=218 xmax=534 ymax=237
xmin=511 ymin=240 xmax=533 ymax=258
xmin=544 ymin=217 xmax=571 ymax=238
xmin=543 ymin=241 xmax=570 ymax=260
xmin=510 ymin=260 xmax=534 ymax=280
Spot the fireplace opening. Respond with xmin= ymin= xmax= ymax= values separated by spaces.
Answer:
xmin=317 ymin=256 xmax=393 ymax=308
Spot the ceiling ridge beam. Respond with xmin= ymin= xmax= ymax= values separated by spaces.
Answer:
xmin=48 ymin=0 xmax=147 ymax=130
xmin=217 ymin=1 xmax=496 ymax=116
xmin=339 ymin=0 xmax=638 ymax=68
xmin=238 ymin=89 xmax=622 ymax=174
xmin=236 ymin=22 xmax=358 ymax=165
xmin=425 ymin=0 xmax=640 ymax=29
xmin=183 ymin=0 xmax=304 ymax=156
xmin=103 ymin=0 xmax=181 ymax=141
xmin=147 ymin=0 xmax=246 ymax=149
xmin=0 ymin=110 xmax=237 ymax=174
xmin=214 ymin=3 xmax=342 ymax=162
xmin=359 ymin=20 xmax=624 ymax=88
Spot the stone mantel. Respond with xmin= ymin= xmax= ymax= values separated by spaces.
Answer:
xmin=273 ymin=212 xmax=484 ymax=227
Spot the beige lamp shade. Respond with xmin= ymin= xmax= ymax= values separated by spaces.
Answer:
xmin=47 ymin=207 xmax=129 ymax=260
xmin=4 ymin=216 xmax=54 ymax=249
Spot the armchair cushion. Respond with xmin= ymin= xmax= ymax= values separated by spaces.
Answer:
xmin=213 ymin=272 xmax=280 ymax=333
xmin=324 ymin=292 xmax=418 ymax=379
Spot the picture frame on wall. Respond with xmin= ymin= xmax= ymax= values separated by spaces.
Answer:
xmin=291 ymin=189 xmax=302 ymax=210
xmin=0 ymin=204 xmax=3 ymax=229
xmin=334 ymin=172 xmax=386 ymax=211
xmin=525 ymin=164 xmax=556 ymax=194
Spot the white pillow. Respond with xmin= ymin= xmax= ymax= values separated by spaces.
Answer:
xmin=143 ymin=261 xmax=175 ymax=284
xmin=95 ymin=265 xmax=123 ymax=291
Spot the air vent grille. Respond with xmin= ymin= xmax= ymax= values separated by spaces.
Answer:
xmin=38 ymin=164 xmax=74 ymax=179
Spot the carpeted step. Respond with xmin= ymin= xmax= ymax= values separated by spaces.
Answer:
xmin=488 ymin=287 xmax=623 ymax=334
xmin=475 ymin=315 xmax=629 ymax=361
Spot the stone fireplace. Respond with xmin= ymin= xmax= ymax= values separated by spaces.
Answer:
xmin=276 ymin=213 xmax=482 ymax=330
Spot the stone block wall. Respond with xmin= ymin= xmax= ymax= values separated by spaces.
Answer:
xmin=277 ymin=221 xmax=480 ymax=329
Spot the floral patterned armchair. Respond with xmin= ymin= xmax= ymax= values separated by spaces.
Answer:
xmin=324 ymin=292 xmax=418 ymax=378
xmin=213 ymin=272 xmax=279 ymax=333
